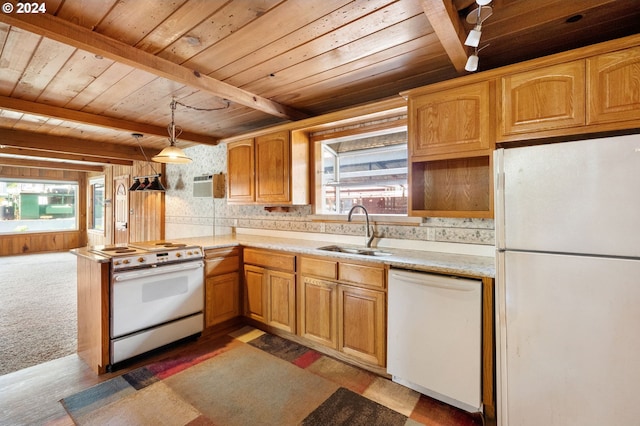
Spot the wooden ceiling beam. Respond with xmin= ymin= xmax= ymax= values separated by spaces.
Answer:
xmin=0 ymin=12 xmax=309 ymax=121
xmin=421 ymin=0 xmax=469 ymax=73
xmin=0 ymin=128 xmax=149 ymax=161
xmin=0 ymin=96 xmax=216 ymax=145
xmin=0 ymin=146 xmax=133 ymax=166
xmin=0 ymin=156 xmax=104 ymax=172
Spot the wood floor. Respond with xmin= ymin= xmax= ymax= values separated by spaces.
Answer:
xmin=0 ymin=327 xmax=491 ymax=425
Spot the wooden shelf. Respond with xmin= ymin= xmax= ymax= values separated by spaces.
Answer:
xmin=409 ymin=153 xmax=493 ymax=218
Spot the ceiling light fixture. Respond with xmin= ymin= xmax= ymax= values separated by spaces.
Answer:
xmin=464 ymin=26 xmax=482 ymax=48
xmin=464 ymin=0 xmax=493 ymax=72
xmin=152 ymin=99 xmax=192 ymax=164
xmin=465 ymin=44 xmax=489 ymax=72
xmin=465 ymin=51 xmax=480 ymax=72
xmin=151 ymin=97 xmax=231 ymax=164
xmin=129 ymin=133 xmax=166 ymax=191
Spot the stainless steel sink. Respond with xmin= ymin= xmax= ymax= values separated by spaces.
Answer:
xmin=317 ymin=245 xmax=392 ymax=256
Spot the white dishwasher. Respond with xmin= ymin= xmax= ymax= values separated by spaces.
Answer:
xmin=387 ymin=268 xmax=482 ymax=413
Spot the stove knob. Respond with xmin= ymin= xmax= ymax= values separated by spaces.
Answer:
xmin=187 ymin=251 xmax=193 ymax=255
xmin=176 ymin=252 xmax=182 ymax=258
xmin=114 ymin=260 xmax=121 ymax=266
xmin=123 ymin=259 xmax=130 ymax=264
xmin=138 ymin=257 xmax=145 ymax=263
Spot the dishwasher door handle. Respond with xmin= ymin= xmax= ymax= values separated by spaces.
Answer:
xmin=390 ymin=272 xmax=479 ymax=292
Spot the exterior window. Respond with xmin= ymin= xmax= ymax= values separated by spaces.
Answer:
xmin=0 ymin=180 xmax=78 ymax=233
xmin=316 ymin=128 xmax=408 ymax=215
xmin=89 ymin=177 xmax=105 ymax=231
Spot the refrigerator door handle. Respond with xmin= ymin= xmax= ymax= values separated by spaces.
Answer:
xmin=494 ymin=149 xmax=506 ymax=250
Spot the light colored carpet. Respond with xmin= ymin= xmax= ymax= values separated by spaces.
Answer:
xmin=0 ymin=252 xmax=77 ymax=376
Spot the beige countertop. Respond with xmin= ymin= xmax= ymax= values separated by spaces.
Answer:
xmin=177 ymin=234 xmax=495 ymax=279
xmin=71 ymin=234 xmax=495 ymax=278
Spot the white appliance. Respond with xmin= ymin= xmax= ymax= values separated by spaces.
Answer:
xmin=90 ymin=241 xmax=204 ymax=367
xmin=387 ymin=268 xmax=482 ymax=413
xmin=495 ymin=134 xmax=640 ymax=426
xmin=193 ymin=174 xmax=214 ymax=198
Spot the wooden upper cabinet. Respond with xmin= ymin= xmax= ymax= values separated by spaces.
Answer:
xmin=227 ymin=138 xmax=255 ymax=204
xmin=255 ymin=130 xmax=290 ymax=204
xmin=408 ymin=81 xmax=492 ymax=158
xmin=587 ymin=46 xmax=640 ymax=125
xmin=227 ymin=130 xmax=309 ymax=205
xmin=498 ymin=61 xmax=586 ymax=139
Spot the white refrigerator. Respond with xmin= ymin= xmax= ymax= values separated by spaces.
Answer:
xmin=494 ymin=134 xmax=640 ymax=426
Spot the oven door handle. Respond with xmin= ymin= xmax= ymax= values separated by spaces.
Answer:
xmin=113 ymin=261 xmax=204 ymax=282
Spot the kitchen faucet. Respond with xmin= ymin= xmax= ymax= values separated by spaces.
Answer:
xmin=347 ymin=204 xmax=375 ymax=248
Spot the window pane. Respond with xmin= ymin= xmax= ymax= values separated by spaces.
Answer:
xmin=0 ymin=180 xmax=78 ymax=233
xmin=318 ymin=129 xmax=408 ymax=215
xmin=92 ymin=183 xmax=105 ymax=231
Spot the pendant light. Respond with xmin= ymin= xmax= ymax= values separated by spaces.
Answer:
xmin=464 ymin=0 xmax=493 ymax=72
xmin=152 ymin=99 xmax=192 ymax=164
xmin=128 ymin=133 xmax=166 ymax=192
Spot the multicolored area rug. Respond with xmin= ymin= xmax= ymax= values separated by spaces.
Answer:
xmin=61 ymin=327 xmax=482 ymax=425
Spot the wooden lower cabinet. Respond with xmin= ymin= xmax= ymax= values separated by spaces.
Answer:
xmin=205 ymin=272 xmax=240 ymax=327
xmin=298 ymin=255 xmax=387 ymax=367
xmin=338 ymin=285 xmax=386 ymax=367
xmin=266 ymin=269 xmax=296 ymax=332
xmin=244 ymin=264 xmax=268 ymax=323
xmin=204 ymin=247 xmax=241 ymax=328
xmin=243 ymin=248 xmax=296 ymax=333
xmin=299 ymin=276 xmax=338 ymax=349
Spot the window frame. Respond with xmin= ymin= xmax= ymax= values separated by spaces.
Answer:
xmin=312 ymin=123 xmax=412 ymax=219
xmin=0 ymin=178 xmax=79 ymax=234
xmin=88 ymin=176 xmax=105 ymax=233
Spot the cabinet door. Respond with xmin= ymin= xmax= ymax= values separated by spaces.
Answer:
xmin=266 ymin=269 xmax=296 ymax=332
xmin=244 ymin=264 xmax=267 ymax=323
xmin=205 ymin=272 xmax=240 ymax=327
xmin=588 ymin=46 xmax=640 ymax=125
xmin=499 ymin=61 xmax=585 ymax=138
xmin=338 ymin=285 xmax=386 ymax=367
xmin=227 ymin=139 xmax=255 ymax=204
xmin=255 ymin=130 xmax=290 ymax=203
xmin=409 ymin=81 xmax=491 ymax=158
xmin=299 ymin=276 xmax=338 ymax=349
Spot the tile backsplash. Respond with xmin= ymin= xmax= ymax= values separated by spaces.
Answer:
xmin=164 ymin=144 xmax=495 ymax=246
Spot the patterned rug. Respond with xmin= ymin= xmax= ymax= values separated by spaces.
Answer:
xmin=61 ymin=327 xmax=482 ymax=425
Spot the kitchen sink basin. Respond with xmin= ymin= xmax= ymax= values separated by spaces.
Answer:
xmin=317 ymin=245 xmax=392 ymax=257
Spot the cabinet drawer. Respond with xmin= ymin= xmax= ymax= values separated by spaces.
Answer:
xmin=205 ymin=256 xmax=239 ymax=276
xmin=244 ymin=248 xmax=295 ymax=272
xmin=205 ymin=247 xmax=240 ymax=259
xmin=300 ymin=256 xmax=338 ymax=280
xmin=339 ymin=262 xmax=386 ymax=290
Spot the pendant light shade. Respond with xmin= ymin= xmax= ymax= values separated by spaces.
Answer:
xmin=464 ymin=27 xmax=482 ymax=47
xmin=152 ymin=99 xmax=192 ymax=164
xmin=145 ymin=176 xmax=166 ymax=191
xmin=152 ymin=144 xmax=192 ymax=163
xmin=128 ymin=178 xmax=141 ymax=191
xmin=465 ymin=54 xmax=479 ymax=72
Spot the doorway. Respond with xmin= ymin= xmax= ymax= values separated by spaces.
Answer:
xmin=114 ymin=176 xmax=129 ymax=245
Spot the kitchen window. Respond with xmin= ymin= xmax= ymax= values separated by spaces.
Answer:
xmin=0 ymin=179 xmax=78 ymax=233
xmin=314 ymin=127 xmax=408 ymax=215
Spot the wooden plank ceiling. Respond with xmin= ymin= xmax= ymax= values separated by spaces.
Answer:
xmin=0 ymin=0 xmax=638 ymax=168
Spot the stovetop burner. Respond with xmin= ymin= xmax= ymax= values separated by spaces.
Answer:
xmin=129 ymin=240 xmax=197 ymax=251
xmin=100 ymin=247 xmax=137 ymax=254
xmin=89 ymin=245 xmax=145 ymax=255
xmin=154 ymin=242 xmax=187 ymax=248
xmin=89 ymin=241 xmax=203 ymax=271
